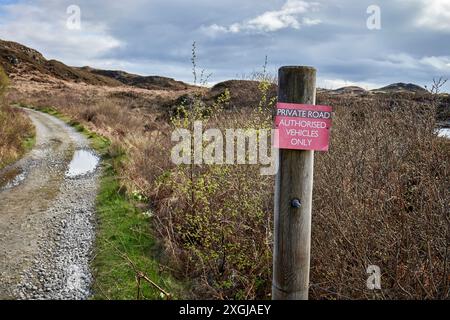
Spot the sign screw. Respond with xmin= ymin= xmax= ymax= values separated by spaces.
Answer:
xmin=291 ymin=198 xmax=301 ymax=209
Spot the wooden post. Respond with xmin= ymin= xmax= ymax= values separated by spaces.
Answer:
xmin=272 ymin=66 xmax=316 ymax=300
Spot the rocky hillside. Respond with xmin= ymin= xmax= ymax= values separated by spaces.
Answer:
xmin=371 ymin=83 xmax=428 ymax=94
xmin=331 ymin=86 xmax=367 ymax=95
xmin=0 ymin=40 xmax=121 ymax=86
xmin=0 ymin=39 xmax=192 ymax=91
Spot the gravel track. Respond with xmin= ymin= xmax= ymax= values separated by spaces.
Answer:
xmin=0 ymin=109 xmax=100 ymax=300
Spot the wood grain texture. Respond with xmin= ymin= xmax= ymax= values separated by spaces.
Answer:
xmin=272 ymin=66 xmax=316 ymax=300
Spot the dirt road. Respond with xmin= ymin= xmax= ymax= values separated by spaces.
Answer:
xmin=0 ymin=109 xmax=100 ymax=300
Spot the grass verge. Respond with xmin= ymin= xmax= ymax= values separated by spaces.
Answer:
xmin=24 ymin=104 xmax=182 ymax=300
xmin=22 ymin=134 xmax=36 ymax=153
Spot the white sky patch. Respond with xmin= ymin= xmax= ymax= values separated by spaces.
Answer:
xmin=202 ymin=0 xmax=320 ymax=35
xmin=66 ymin=58 xmax=139 ymax=70
xmin=0 ymin=2 xmax=122 ymax=62
xmin=384 ymin=53 xmax=450 ymax=71
xmin=77 ymin=58 xmax=195 ymax=82
xmin=420 ymin=56 xmax=450 ymax=71
xmin=385 ymin=53 xmax=421 ymax=69
xmin=415 ymin=0 xmax=450 ymax=32
xmin=302 ymin=17 xmax=322 ymax=26
xmin=318 ymin=78 xmax=380 ymax=90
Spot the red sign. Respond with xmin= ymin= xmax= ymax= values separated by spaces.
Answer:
xmin=274 ymin=102 xmax=332 ymax=151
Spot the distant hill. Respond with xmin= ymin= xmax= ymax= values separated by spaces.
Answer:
xmin=371 ymin=83 xmax=428 ymax=94
xmin=205 ymin=80 xmax=277 ymax=109
xmin=0 ymin=39 xmax=192 ymax=91
xmin=80 ymin=67 xmax=193 ymax=91
xmin=332 ymin=86 xmax=367 ymax=95
xmin=318 ymin=83 xmax=429 ymax=96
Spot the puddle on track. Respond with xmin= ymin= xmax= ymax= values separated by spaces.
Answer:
xmin=438 ymin=128 xmax=450 ymax=139
xmin=0 ymin=168 xmax=27 ymax=190
xmin=66 ymin=150 xmax=100 ymax=178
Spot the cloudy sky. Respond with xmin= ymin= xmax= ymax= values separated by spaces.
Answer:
xmin=0 ymin=0 xmax=449 ymax=91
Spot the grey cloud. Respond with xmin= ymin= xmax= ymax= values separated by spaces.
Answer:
xmin=0 ymin=0 xmax=448 ymax=90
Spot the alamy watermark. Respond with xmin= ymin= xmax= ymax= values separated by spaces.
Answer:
xmin=366 ymin=265 xmax=382 ymax=290
xmin=66 ymin=5 xmax=81 ymax=30
xmin=171 ymin=121 xmax=279 ymax=176
xmin=367 ymin=5 xmax=381 ymax=30
xmin=66 ymin=265 xmax=82 ymax=291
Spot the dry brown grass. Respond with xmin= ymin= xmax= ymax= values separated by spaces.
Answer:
xmin=0 ymin=68 xmax=35 ymax=169
xmin=0 ymin=105 xmax=35 ymax=169
xmin=8 ymin=78 xmax=449 ymax=300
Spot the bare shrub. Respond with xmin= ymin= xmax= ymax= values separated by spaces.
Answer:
xmin=152 ymin=87 xmax=449 ymax=299
xmin=9 ymin=75 xmax=449 ymax=300
xmin=310 ymin=94 xmax=449 ymax=299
